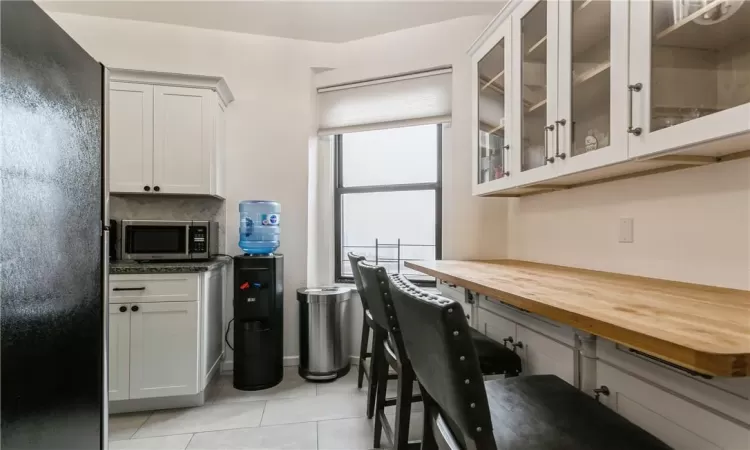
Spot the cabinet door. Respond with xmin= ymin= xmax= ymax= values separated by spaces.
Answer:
xmin=211 ymin=99 xmax=226 ymax=198
xmin=109 ymin=82 xmax=154 ymax=193
xmin=516 ymin=325 xmax=575 ymax=384
xmin=477 ymin=307 xmax=516 ymax=345
xmin=628 ymin=0 xmax=750 ymax=158
xmin=129 ymin=301 xmax=199 ymax=399
xmin=556 ymin=0 xmax=629 ymax=174
xmin=597 ymin=361 xmax=750 ymax=449
xmin=153 ymin=86 xmax=213 ymax=194
xmin=511 ymin=0 xmax=561 ymax=186
xmin=109 ymin=306 xmax=131 ymax=401
xmin=472 ymin=20 xmax=516 ymax=195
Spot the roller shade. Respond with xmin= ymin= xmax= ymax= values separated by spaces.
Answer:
xmin=317 ymin=67 xmax=452 ymax=135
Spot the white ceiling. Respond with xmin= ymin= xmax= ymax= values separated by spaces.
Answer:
xmin=40 ymin=1 xmax=504 ymax=43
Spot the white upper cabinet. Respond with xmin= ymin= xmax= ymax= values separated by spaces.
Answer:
xmin=153 ymin=86 xmax=213 ymax=194
xmin=470 ymin=0 xmax=750 ymax=197
xmin=109 ymin=82 xmax=154 ymax=193
xmin=628 ymin=0 xmax=750 ymax=159
xmin=107 ymin=69 xmax=234 ymax=197
xmin=512 ymin=0 xmax=560 ymax=188
xmin=556 ymin=0 xmax=630 ymax=174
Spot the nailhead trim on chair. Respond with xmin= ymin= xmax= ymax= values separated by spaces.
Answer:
xmin=389 ymin=274 xmax=496 ymax=446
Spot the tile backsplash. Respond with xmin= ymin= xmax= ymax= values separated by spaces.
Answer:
xmin=111 ymin=195 xmax=226 ymax=252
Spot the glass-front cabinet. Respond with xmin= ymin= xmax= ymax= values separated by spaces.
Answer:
xmin=470 ymin=0 xmax=750 ymax=196
xmin=556 ymin=0 xmax=629 ymax=172
xmin=472 ymin=20 xmax=513 ymax=195
xmin=511 ymin=0 xmax=559 ymax=186
xmin=629 ymin=0 xmax=750 ymax=158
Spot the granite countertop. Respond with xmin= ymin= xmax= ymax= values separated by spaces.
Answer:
xmin=110 ymin=256 xmax=232 ymax=274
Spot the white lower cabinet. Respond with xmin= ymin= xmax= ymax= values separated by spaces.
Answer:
xmin=596 ymin=361 xmax=750 ymax=450
xmin=516 ymin=325 xmax=575 ymax=385
xmin=108 ymin=271 xmax=223 ymax=404
xmin=477 ymin=304 xmax=575 ymax=384
xmin=109 ymin=306 xmax=131 ymax=402
xmin=129 ymin=301 xmax=199 ymax=399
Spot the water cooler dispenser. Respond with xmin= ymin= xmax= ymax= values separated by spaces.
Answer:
xmin=233 ymin=254 xmax=284 ymax=390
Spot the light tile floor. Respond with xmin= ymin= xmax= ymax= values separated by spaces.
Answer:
xmin=109 ymin=365 xmax=422 ymax=450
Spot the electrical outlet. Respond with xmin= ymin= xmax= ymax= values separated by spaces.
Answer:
xmin=619 ymin=218 xmax=634 ymax=243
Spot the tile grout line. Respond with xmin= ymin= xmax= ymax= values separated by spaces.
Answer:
xmin=184 ymin=433 xmax=196 ymax=450
xmin=258 ymin=399 xmax=267 ymax=427
xmin=128 ymin=412 xmax=153 ymax=440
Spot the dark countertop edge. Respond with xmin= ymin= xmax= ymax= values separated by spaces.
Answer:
xmin=109 ymin=256 xmax=232 ymax=275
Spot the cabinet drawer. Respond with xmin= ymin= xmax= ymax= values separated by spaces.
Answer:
xmin=480 ymin=295 xmax=576 ymax=346
xmin=437 ymin=279 xmax=465 ymax=302
xmin=597 ymin=339 xmax=750 ymax=425
xmin=109 ymin=273 xmax=199 ymax=304
xmin=478 ymin=307 xmax=516 ymax=344
xmin=516 ymin=324 xmax=575 ymax=385
xmin=597 ymin=361 xmax=750 ymax=450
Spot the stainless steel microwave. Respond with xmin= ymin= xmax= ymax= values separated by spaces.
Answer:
xmin=120 ymin=220 xmax=218 ymax=261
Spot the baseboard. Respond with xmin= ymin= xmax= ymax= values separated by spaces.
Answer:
xmin=221 ymin=356 xmax=302 ymax=373
xmin=110 ymin=391 xmax=207 ymax=414
xmin=283 ymin=356 xmax=300 ymax=367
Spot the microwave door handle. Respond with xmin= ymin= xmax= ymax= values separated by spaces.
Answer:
xmin=186 ymin=226 xmax=191 ymax=258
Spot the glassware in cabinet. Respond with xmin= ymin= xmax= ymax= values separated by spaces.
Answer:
xmin=629 ymin=0 xmax=750 ymax=159
xmin=478 ymin=37 xmax=508 ymax=185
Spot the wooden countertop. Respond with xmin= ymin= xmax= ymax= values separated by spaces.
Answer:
xmin=405 ymin=260 xmax=750 ymax=377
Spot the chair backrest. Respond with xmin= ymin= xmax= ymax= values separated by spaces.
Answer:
xmin=357 ymin=261 xmax=408 ymax=360
xmin=388 ymin=274 xmax=497 ymax=450
xmin=347 ymin=252 xmax=368 ymax=310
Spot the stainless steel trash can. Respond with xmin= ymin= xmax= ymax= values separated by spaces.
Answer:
xmin=297 ymin=287 xmax=351 ymax=381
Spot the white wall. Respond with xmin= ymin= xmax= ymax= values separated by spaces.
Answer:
xmin=49 ymin=12 xmax=336 ymax=367
xmin=50 ymin=11 xmax=507 ymax=367
xmin=508 ymin=159 xmax=750 ymax=291
xmin=316 ymin=16 xmax=508 ymax=263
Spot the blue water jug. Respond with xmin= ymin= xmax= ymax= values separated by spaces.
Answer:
xmin=239 ymin=201 xmax=280 ymax=255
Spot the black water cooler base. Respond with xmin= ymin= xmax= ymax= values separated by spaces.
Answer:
xmin=232 ymin=254 xmax=284 ymax=391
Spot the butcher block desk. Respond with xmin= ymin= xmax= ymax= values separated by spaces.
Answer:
xmin=405 ymin=259 xmax=750 ymax=378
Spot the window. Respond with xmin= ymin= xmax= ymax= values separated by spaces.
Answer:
xmin=335 ymin=124 xmax=442 ymax=285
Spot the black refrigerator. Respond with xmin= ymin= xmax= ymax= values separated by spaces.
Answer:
xmin=1 ymin=2 xmax=108 ymax=449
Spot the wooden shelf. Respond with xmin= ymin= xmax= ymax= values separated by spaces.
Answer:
xmin=526 ymin=36 xmax=547 ymax=62
xmin=573 ymin=61 xmax=610 ymax=86
xmin=406 ymin=259 xmax=750 ymax=378
xmin=656 ymin=1 xmax=750 ymax=50
xmin=527 ymin=98 xmax=547 ymax=114
xmin=488 ymin=121 xmax=506 ymax=134
xmin=481 ymin=70 xmax=505 ymax=91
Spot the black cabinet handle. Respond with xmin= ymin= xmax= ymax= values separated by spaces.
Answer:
xmin=131 ymin=305 xmax=139 ymax=312
xmin=512 ymin=341 xmax=524 ymax=351
xmin=594 ymin=386 xmax=610 ymax=401
xmin=502 ymin=336 xmax=514 ymax=346
xmin=153 ymin=186 xmax=160 ymax=192
xmin=627 ymin=83 xmax=643 ymax=136
xmin=119 ymin=306 xmax=127 ymax=313
xmin=113 ymin=287 xmax=146 ymax=291
xmin=143 ymin=186 xmax=151 ymax=192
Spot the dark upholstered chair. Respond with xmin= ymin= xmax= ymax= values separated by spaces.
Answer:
xmin=359 ymin=262 xmax=525 ymax=450
xmin=358 ymin=260 xmax=422 ymax=450
xmin=388 ymin=274 xmax=672 ymax=450
xmin=347 ymin=252 xmax=387 ymax=419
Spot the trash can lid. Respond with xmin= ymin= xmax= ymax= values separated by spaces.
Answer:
xmin=297 ymin=286 xmax=351 ymax=296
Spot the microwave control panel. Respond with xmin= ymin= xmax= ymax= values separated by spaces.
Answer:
xmin=189 ymin=226 xmax=207 ymax=253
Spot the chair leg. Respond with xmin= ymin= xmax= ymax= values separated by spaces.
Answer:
xmin=373 ymin=330 xmax=389 ymax=449
xmin=392 ymin=366 xmax=414 ymax=450
xmin=418 ymin=384 xmax=438 ymax=450
xmin=366 ymin=326 xmax=382 ymax=420
xmin=357 ymin=313 xmax=370 ymax=389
